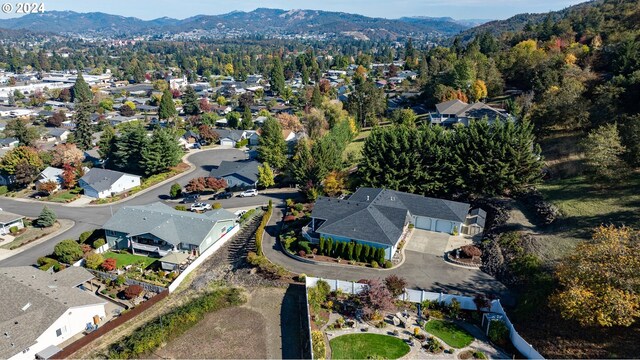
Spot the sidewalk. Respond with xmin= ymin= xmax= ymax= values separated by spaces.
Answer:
xmin=0 ymin=219 xmax=75 ymax=262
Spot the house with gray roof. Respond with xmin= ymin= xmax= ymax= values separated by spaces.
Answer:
xmin=209 ymin=160 xmax=260 ymax=189
xmin=102 ymin=202 xmax=236 ymax=257
xmin=305 ymin=188 xmax=480 ymax=260
xmin=79 ymin=168 xmax=141 ymax=199
xmin=430 ymin=99 xmax=511 ymax=127
xmin=0 ymin=266 xmax=106 ymax=360
xmin=35 ymin=167 xmax=64 ymax=192
xmin=0 ymin=210 xmax=24 ymax=235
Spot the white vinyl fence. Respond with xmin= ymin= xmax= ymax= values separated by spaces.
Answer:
xmin=168 ymin=224 xmax=240 ymax=292
xmin=305 ymin=277 xmax=544 ymax=360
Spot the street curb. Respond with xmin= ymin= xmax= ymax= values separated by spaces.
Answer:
xmin=0 ymin=219 xmax=75 ymax=262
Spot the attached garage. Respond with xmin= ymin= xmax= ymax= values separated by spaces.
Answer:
xmin=435 ymin=220 xmax=453 ymax=233
xmin=414 ymin=216 xmax=432 ymax=230
xmin=220 ymin=138 xmax=235 ymax=147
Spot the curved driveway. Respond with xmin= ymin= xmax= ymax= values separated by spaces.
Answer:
xmin=0 ymin=148 xmax=297 ymax=267
xmin=262 ymin=205 xmax=514 ymax=304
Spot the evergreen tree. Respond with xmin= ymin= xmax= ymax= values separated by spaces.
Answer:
xmin=355 ymin=243 xmax=363 ymax=263
xmin=319 ymin=237 xmax=325 ymax=255
xmin=347 ymin=242 xmax=355 ymax=260
xmin=326 ymin=238 xmax=333 ymax=256
xmin=72 ymin=72 xmax=92 ymax=103
xmin=227 ymin=111 xmax=240 ymax=129
xmin=182 ymin=86 xmax=199 ymax=115
xmin=36 ymin=206 xmax=57 ymax=227
xmin=241 ymin=106 xmax=253 ymax=130
xmin=110 ymin=123 xmax=148 ymax=174
xmin=5 ymin=118 xmax=39 ymax=147
xmin=270 ymin=57 xmax=286 ymax=95
xmin=73 ymin=101 xmax=93 ymax=150
xmin=158 ymin=89 xmax=177 ymax=121
xmin=258 ymin=117 xmax=287 ymax=169
xmin=142 ymin=128 xmax=181 ymax=175
xmin=257 ymin=163 xmax=275 ymax=188
xmin=582 ymin=123 xmax=629 ymax=184
xmin=311 ymin=85 xmax=323 ymax=108
xmin=97 ymin=126 xmax=115 ymax=160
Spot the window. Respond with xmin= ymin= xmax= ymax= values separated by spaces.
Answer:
xmin=55 ymin=328 xmax=62 ymax=337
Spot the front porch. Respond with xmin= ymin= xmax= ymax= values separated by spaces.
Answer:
xmin=129 ymin=234 xmax=177 ymax=257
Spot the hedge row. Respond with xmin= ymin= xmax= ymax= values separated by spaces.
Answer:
xmin=255 ymin=201 xmax=273 ymax=256
xmin=107 ymin=287 xmax=245 ymax=358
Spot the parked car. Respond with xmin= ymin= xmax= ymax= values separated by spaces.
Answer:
xmin=212 ymin=191 xmax=233 ymax=200
xmin=190 ymin=202 xmax=212 ymax=212
xmin=192 ymin=143 xmax=202 ymax=149
xmin=234 ymin=209 xmax=248 ymax=219
xmin=239 ymin=189 xmax=258 ymax=197
xmin=181 ymin=194 xmax=201 ymax=204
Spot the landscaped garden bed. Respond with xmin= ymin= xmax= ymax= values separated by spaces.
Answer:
xmin=0 ymin=219 xmax=60 ymax=250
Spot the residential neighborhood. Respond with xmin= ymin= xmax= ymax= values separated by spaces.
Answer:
xmin=0 ymin=0 xmax=638 ymax=359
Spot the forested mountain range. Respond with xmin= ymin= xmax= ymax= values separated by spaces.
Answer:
xmin=0 ymin=9 xmax=475 ymax=40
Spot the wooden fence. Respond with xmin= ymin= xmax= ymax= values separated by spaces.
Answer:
xmin=51 ymin=290 xmax=169 ymax=359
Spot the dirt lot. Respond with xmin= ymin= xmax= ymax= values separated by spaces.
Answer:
xmin=151 ymin=286 xmax=304 ymax=359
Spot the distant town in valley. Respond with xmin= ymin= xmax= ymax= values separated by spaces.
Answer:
xmin=0 ymin=1 xmax=638 ymax=359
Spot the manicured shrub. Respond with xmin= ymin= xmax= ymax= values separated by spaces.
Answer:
xmin=0 ymin=185 xmax=8 ymax=195
xmin=384 ymin=260 xmax=393 ymax=269
xmin=325 ymin=238 xmax=332 ymax=256
xmin=311 ymin=330 xmax=326 ymax=359
xmin=294 ymin=203 xmax=304 ymax=211
xmin=354 ymin=243 xmax=362 ymax=262
xmin=85 ymin=252 xmax=104 ymax=270
xmin=285 ymin=198 xmax=294 ymax=208
xmin=319 ymin=237 xmax=325 ymax=255
xmin=123 ymin=284 xmax=144 ymax=299
xmin=212 ymin=202 xmax=222 ymax=209
xmin=9 ymin=226 xmax=18 ymax=234
xmin=79 ymin=230 xmax=95 ymax=243
xmin=298 ymin=241 xmax=312 ymax=254
xmin=371 ymin=260 xmax=379 ymax=268
xmin=101 ymin=257 xmax=117 ymax=271
xmin=93 ymin=238 xmax=106 ymax=249
xmin=174 ymin=205 xmax=187 ymax=211
xmin=169 ymin=183 xmax=182 ymax=198
xmin=362 ymin=245 xmax=370 ymax=262
xmin=54 ymin=239 xmax=83 ymax=264
xmin=347 ymin=242 xmax=355 ymax=260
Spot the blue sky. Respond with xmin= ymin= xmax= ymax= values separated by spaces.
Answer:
xmin=0 ymin=0 xmax=586 ymax=20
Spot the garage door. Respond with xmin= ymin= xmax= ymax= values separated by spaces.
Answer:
xmin=220 ymin=139 xmax=234 ymax=147
xmin=435 ymin=220 xmax=452 ymax=233
xmin=415 ymin=216 xmax=432 ymax=230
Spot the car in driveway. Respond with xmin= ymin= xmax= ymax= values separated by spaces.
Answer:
xmin=239 ymin=189 xmax=258 ymax=197
xmin=190 ymin=203 xmax=212 ymax=212
xmin=212 ymin=191 xmax=233 ymax=200
xmin=181 ymin=194 xmax=201 ymax=204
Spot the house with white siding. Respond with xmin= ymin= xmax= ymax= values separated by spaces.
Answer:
xmin=79 ymin=168 xmax=141 ymax=199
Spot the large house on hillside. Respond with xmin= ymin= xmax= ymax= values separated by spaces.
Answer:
xmin=102 ymin=202 xmax=237 ymax=257
xmin=304 ymin=188 xmax=484 ymax=261
xmin=429 ymin=99 xmax=511 ymax=126
xmin=0 ymin=267 xmax=106 ymax=360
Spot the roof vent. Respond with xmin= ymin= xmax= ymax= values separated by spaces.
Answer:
xmin=21 ymin=303 xmax=30 ymax=311
xmin=367 ymin=196 xmax=369 ymax=201
xmin=3 ymin=332 xmax=8 ymax=338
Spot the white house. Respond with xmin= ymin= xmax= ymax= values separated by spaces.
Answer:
xmin=79 ymin=168 xmax=141 ymax=199
xmin=0 ymin=211 xmax=24 ymax=235
xmin=35 ymin=167 xmax=64 ymax=192
xmin=0 ymin=267 xmax=106 ymax=360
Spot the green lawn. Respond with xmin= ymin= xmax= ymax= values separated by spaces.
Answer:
xmin=343 ymin=129 xmax=372 ymax=163
xmin=47 ymin=190 xmax=79 ymax=203
xmin=103 ymin=251 xmax=157 ymax=269
xmin=329 ymin=333 xmax=410 ymax=359
xmin=424 ymin=320 xmax=474 ymax=348
xmin=538 ymin=173 xmax=640 ymax=236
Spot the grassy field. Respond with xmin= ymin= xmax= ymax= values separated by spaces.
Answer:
xmin=329 ymin=333 xmax=410 ymax=359
xmin=343 ymin=129 xmax=372 ymax=163
xmin=538 ymin=173 xmax=640 ymax=235
xmin=103 ymin=251 xmax=157 ymax=269
xmin=424 ymin=320 xmax=474 ymax=348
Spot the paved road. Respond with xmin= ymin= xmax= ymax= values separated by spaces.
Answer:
xmin=0 ymin=148 xmax=298 ymax=267
xmin=262 ymin=204 xmax=514 ymax=305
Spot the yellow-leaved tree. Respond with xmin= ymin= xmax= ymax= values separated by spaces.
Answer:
xmin=552 ymin=225 xmax=640 ymax=327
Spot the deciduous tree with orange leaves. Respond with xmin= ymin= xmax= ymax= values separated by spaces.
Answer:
xmin=552 ymin=225 xmax=640 ymax=327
